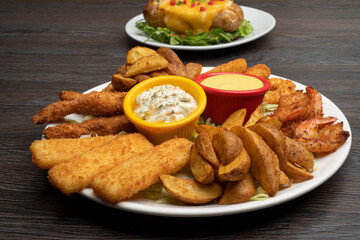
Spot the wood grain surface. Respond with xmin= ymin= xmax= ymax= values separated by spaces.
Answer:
xmin=1 ymin=0 xmax=359 ymax=239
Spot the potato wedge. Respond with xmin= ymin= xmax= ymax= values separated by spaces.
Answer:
xmin=205 ymin=58 xmax=247 ymax=74
xmin=159 ymin=174 xmax=223 ymax=204
xmin=245 ymin=64 xmax=271 ymax=80
xmin=256 ymin=116 xmax=282 ymax=130
xmin=231 ymin=126 xmax=280 ymax=197
xmin=285 ymin=137 xmax=314 ymax=172
xmin=111 ymin=74 xmax=137 ymax=92
xmin=194 ymin=124 xmax=226 ymax=141
xmin=218 ymin=173 xmax=255 ymax=205
xmin=133 ymin=74 xmax=151 ymax=82
xmin=195 ymin=131 xmax=219 ymax=167
xmin=279 ymin=170 xmax=291 ymax=186
xmin=149 ymin=69 xmax=169 ymax=77
xmin=115 ymin=64 xmax=128 ymax=75
xmin=126 ymin=46 xmax=158 ymax=64
xmin=125 ymin=55 xmax=168 ymax=77
xmin=244 ymin=104 xmax=263 ymax=127
xmin=185 ymin=62 xmax=203 ymax=80
xmin=217 ymin=148 xmax=251 ymax=182
xmin=189 ymin=145 xmax=214 ymax=184
xmin=212 ymin=130 xmax=243 ymax=165
xmin=284 ymin=161 xmax=314 ymax=182
xmin=157 ymin=47 xmax=188 ymax=78
xmin=249 ymin=122 xmax=287 ymax=171
xmin=101 ymin=83 xmax=115 ymax=92
xmin=221 ymin=108 xmax=246 ymax=130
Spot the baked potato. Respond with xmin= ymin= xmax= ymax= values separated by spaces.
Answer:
xmin=143 ymin=0 xmax=244 ymax=35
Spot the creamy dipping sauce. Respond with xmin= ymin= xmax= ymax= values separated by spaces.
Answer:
xmin=134 ymin=84 xmax=197 ymax=123
xmin=201 ymin=74 xmax=264 ymax=91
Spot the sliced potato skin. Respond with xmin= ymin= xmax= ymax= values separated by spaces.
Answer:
xmin=189 ymin=145 xmax=214 ymax=184
xmin=159 ymin=174 xmax=223 ymax=204
xmin=284 ymin=161 xmax=314 ymax=182
xmin=194 ymin=124 xmax=226 ymax=141
xmin=212 ymin=130 xmax=243 ymax=165
xmin=218 ymin=172 xmax=255 ymax=205
xmin=231 ymin=126 xmax=280 ymax=197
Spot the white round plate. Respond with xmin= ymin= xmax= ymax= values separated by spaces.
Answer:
xmin=71 ymin=69 xmax=352 ymax=217
xmin=125 ymin=6 xmax=276 ymax=51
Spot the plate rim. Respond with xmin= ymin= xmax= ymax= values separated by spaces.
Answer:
xmin=125 ymin=5 xmax=276 ymax=51
xmin=75 ymin=72 xmax=352 ymax=217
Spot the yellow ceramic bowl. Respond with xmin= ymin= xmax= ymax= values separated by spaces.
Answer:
xmin=123 ymin=75 xmax=207 ymax=145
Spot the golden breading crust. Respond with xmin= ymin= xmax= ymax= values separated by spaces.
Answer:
xmin=47 ymin=133 xmax=154 ymax=195
xmin=91 ymin=138 xmax=193 ymax=203
xmin=30 ymin=135 xmax=118 ymax=169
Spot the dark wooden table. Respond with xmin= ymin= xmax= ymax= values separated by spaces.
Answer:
xmin=1 ymin=0 xmax=359 ymax=239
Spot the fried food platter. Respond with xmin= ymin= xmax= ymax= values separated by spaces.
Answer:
xmin=52 ymin=70 xmax=351 ymax=217
xmin=125 ymin=6 xmax=276 ymax=51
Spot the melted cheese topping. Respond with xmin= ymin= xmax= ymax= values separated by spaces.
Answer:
xmin=159 ymin=0 xmax=232 ymax=35
xmin=201 ymin=74 xmax=264 ymax=91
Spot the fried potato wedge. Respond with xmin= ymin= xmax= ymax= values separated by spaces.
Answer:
xmin=189 ymin=145 xmax=214 ymax=184
xmin=126 ymin=46 xmax=158 ymax=64
xmin=133 ymin=74 xmax=151 ymax=82
xmin=249 ymin=122 xmax=287 ymax=171
xmin=221 ymin=108 xmax=246 ymax=130
xmin=115 ymin=64 xmax=128 ymax=75
xmin=125 ymin=55 xmax=168 ymax=77
xmin=111 ymin=74 xmax=137 ymax=92
xmin=149 ymin=69 xmax=169 ymax=77
xmin=185 ymin=62 xmax=203 ymax=80
xmin=256 ymin=116 xmax=283 ymax=130
xmin=157 ymin=47 xmax=188 ymax=78
xmin=244 ymin=104 xmax=263 ymax=127
xmin=285 ymin=137 xmax=314 ymax=172
xmin=217 ymin=148 xmax=251 ymax=182
xmin=284 ymin=161 xmax=314 ymax=182
xmin=218 ymin=172 xmax=255 ymax=205
xmin=205 ymin=58 xmax=247 ymax=74
xmin=195 ymin=131 xmax=219 ymax=167
xmin=279 ymin=170 xmax=291 ymax=187
xmin=245 ymin=64 xmax=271 ymax=79
xmin=101 ymin=83 xmax=115 ymax=92
xmin=231 ymin=126 xmax=280 ymax=197
xmin=159 ymin=174 xmax=223 ymax=204
xmin=194 ymin=124 xmax=226 ymax=141
xmin=212 ymin=130 xmax=243 ymax=165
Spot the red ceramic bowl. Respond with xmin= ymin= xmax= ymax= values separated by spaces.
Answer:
xmin=193 ymin=72 xmax=271 ymax=125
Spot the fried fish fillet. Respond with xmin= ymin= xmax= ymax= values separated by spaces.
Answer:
xmin=30 ymin=135 xmax=118 ymax=169
xmin=245 ymin=64 xmax=271 ymax=79
xmin=42 ymin=115 xmax=136 ymax=139
xmin=47 ymin=133 xmax=154 ymax=195
xmin=32 ymin=91 xmax=127 ymax=124
xmin=91 ymin=138 xmax=193 ymax=203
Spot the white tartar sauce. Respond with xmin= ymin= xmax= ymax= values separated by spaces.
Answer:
xmin=134 ymin=84 xmax=198 ymax=123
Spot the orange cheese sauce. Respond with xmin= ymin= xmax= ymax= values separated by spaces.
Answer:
xmin=159 ymin=0 xmax=232 ymax=35
xmin=201 ymin=74 xmax=264 ymax=91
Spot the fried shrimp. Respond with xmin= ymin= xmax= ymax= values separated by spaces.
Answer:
xmin=294 ymin=117 xmax=350 ymax=154
xmin=263 ymin=78 xmax=296 ymax=104
xmin=32 ymin=91 xmax=127 ymax=124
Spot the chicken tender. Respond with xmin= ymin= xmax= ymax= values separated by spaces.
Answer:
xmin=245 ymin=64 xmax=271 ymax=79
xmin=47 ymin=133 xmax=154 ymax=195
xmin=30 ymin=135 xmax=118 ymax=169
xmin=59 ymin=90 xmax=83 ymax=101
xmin=32 ymin=91 xmax=127 ymax=124
xmin=42 ymin=115 xmax=136 ymax=139
xmin=91 ymin=138 xmax=193 ymax=203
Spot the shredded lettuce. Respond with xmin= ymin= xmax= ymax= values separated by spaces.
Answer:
xmin=136 ymin=19 xmax=253 ymax=46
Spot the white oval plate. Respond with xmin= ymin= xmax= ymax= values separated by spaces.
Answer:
xmin=73 ymin=70 xmax=352 ymax=217
xmin=125 ymin=6 xmax=276 ymax=51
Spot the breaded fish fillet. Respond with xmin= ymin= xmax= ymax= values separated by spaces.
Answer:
xmin=245 ymin=64 xmax=271 ymax=79
xmin=91 ymin=138 xmax=193 ymax=203
xmin=32 ymin=91 xmax=127 ymax=124
xmin=42 ymin=115 xmax=136 ymax=139
xmin=47 ymin=133 xmax=154 ymax=195
xmin=30 ymin=135 xmax=118 ymax=169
